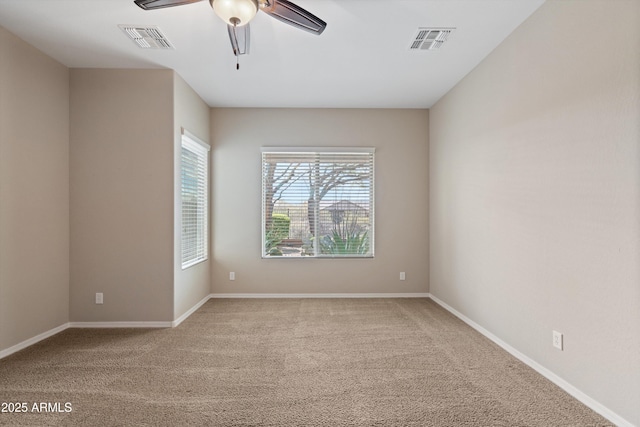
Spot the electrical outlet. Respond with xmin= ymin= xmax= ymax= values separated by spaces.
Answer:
xmin=229 ymin=272 xmax=235 ymax=281
xmin=95 ymin=293 xmax=103 ymax=305
xmin=553 ymin=330 xmax=563 ymax=350
xmin=400 ymin=272 xmax=406 ymax=281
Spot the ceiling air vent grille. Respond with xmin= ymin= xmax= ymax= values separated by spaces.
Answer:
xmin=119 ymin=25 xmax=174 ymax=49
xmin=409 ymin=28 xmax=455 ymax=51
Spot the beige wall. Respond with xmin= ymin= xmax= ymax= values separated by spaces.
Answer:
xmin=211 ymin=108 xmax=429 ymax=294
xmin=173 ymin=74 xmax=211 ymax=319
xmin=429 ymin=0 xmax=640 ymax=424
xmin=70 ymin=69 xmax=175 ymax=322
xmin=0 ymin=27 xmax=69 ymax=351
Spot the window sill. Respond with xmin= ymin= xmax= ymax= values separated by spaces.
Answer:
xmin=182 ymin=258 xmax=208 ymax=270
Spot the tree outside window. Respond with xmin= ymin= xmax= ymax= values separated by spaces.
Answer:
xmin=262 ymin=149 xmax=374 ymax=258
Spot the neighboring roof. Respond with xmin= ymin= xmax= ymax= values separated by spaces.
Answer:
xmin=320 ymin=200 xmax=369 ymax=212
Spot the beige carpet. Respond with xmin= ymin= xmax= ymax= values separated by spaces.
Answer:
xmin=0 ymin=298 xmax=611 ymax=426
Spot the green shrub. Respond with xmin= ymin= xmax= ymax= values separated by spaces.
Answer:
xmin=265 ymin=214 xmax=290 ymax=256
xmin=271 ymin=214 xmax=290 ymax=240
xmin=320 ymin=230 xmax=369 ymax=255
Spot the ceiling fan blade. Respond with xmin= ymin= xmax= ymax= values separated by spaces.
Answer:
xmin=227 ymin=23 xmax=250 ymax=56
xmin=134 ymin=0 xmax=203 ymax=10
xmin=260 ymin=0 xmax=326 ymax=35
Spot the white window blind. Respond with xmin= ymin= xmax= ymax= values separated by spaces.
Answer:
xmin=181 ymin=130 xmax=210 ymax=269
xmin=262 ymin=148 xmax=375 ymax=258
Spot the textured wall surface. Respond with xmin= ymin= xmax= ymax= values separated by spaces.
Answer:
xmin=173 ymin=73 xmax=211 ymax=320
xmin=0 ymin=27 xmax=69 ymax=352
xmin=429 ymin=1 xmax=640 ymax=424
xmin=70 ymin=69 xmax=174 ymax=322
xmin=211 ymin=108 xmax=429 ymax=295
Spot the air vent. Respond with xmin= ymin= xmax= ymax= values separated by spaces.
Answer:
xmin=119 ymin=25 xmax=174 ymax=49
xmin=409 ymin=28 xmax=455 ymax=51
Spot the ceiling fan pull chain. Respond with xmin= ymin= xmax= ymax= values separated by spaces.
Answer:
xmin=230 ymin=19 xmax=241 ymax=70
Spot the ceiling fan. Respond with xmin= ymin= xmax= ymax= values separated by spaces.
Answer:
xmin=134 ymin=0 xmax=326 ymax=65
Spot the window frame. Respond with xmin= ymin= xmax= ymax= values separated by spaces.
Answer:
xmin=180 ymin=128 xmax=210 ymax=270
xmin=261 ymin=147 xmax=375 ymax=259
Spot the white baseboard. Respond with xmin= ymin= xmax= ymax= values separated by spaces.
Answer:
xmin=428 ymin=294 xmax=633 ymax=427
xmin=210 ymin=293 xmax=431 ymax=299
xmin=172 ymin=293 xmax=212 ymax=327
xmin=1 ymin=296 xmax=213 ymax=358
xmin=69 ymin=321 xmax=173 ymax=328
xmin=0 ymin=293 xmax=428 ymax=359
xmin=0 ymin=322 xmax=70 ymax=360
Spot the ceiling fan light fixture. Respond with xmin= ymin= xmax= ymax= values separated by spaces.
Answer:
xmin=211 ymin=0 xmax=258 ymax=26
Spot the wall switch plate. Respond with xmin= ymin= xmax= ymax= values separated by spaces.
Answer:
xmin=553 ymin=330 xmax=563 ymax=350
xmin=229 ymin=272 xmax=235 ymax=281
xmin=96 ymin=293 xmax=103 ymax=305
xmin=400 ymin=272 xmax=406 ymax=281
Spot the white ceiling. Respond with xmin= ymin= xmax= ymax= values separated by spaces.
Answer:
xmin=0 ymin=0 xmax=545 ymax=108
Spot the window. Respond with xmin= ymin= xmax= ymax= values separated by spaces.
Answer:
xmin=181 ymin=129 xmax=210 ymax=269
xmin=262 ymin=148 xmax=375 ymax=258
